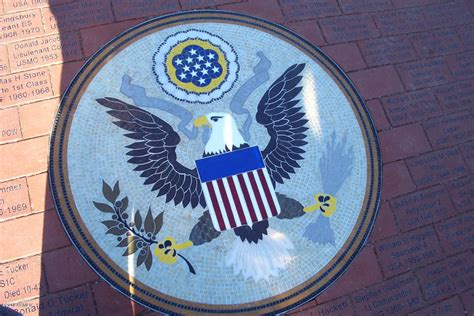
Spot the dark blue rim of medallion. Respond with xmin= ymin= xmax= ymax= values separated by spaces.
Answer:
xmin=49 ymin=10 xmax=382 ymax=315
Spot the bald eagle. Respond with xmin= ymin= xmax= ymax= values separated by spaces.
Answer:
xmin=97 ymin=64 xmax=319 ymax=280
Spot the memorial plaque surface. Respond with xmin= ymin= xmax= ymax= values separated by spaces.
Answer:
xmin=436 ymin=212 xmax=474 ymax=255
xmin=0 ymin=178 xmax=30 ymax=221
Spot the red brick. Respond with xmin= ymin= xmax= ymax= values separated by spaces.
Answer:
xmin=459 ymin=141 xmax=474 ymax=172
xmin=369 ymin=201 xmax=398 ymax=242
xmin=18 ymin=98 xmax=58 ymax=139
xmin=379 ymin=123 xmax=431 ymax=162
xmin=446 ymin=51 xmax=474 ymax=80
xmin=285 ymin=20 xmax=325 ymax=46
xmin=409 ymin=28 xmax=464 ymax=58
xmin=50 ymin=61 xmax=84 ymax=96
xmin=436 ymin=212 xmax=474 ymax=256
xmin=339 ymin=0 xmax=392 ymax=13
xmin=391 ymin=185 xmax=456 ymax=231
xmin=350 ymin=65 xmax=404 ymax=99
xmin=0 ymin=68 xmax=54 ymax=107
xmin=0 ymin=255 xmax=44 ymax=303
xmin=446 ymin=175 xmax=474 ymax=212
xmin=351 ymin=273 xmax=424 ymax=315
xmin=219 ymin=0 xmax=285 ymax=24
xmin=424 ymin=0 xmax=473 ymax=28
xmin=322 ymin=42 xmax=366 ymax=72
xmin=391 ymin=0 xmax=441 ymax=8
xmin=365 ymin=99 xmax=390 ymax=131
xmin=416 ymin=251 xmax=473 ymax=302
xmin=318 ymin=246 xmax=383 ymax=302
xmin=373 ymin=7 xmax=428 ymax=35
xmin=111 ymin=0 xmax=180 ymax=21
xmin=359 ymin=35 xmax=417 ymax=67
xmin=0 ymin=178 xmax=31 ymax=221
xmin=93 ymin=281 xmax=146 ymax=316
xmin=460 ymin=289 xmax=474 ymax=315
xmin=397 ymin=57 xmax=453 ymax=90
xmin=433 ymin=79 xmax=474 ymax=113
xmin=319 ymin=14 xmax=379 ymax=44
xmin=80 ymin=20 xmax=144 ymax=57
xmin=3 ymin=0 xmax=72 ymax=13
xmin=407 ymin=146 xmax=469 ymax=188
xmin=382 ymin=89 xmax=442 ymax=126
xmin=180 ymin=0 xmax=240 ymax=9
xmin=43 ymin=246 xmax=98 ymax=292
xmin=7 ymin=32 xmax=82 ymax=72
xmin=304 ymin=296 xmax=353 ymax=315
xmin=0 ymin=0 xmax=3 ymax=13
xmin=382 ymin=161 xmax=416 ymax=200
xmin=457 ymin=24 xmax=474 ymax=50
xmin=0 ymin=107 xmax=22 ymax=143
xmin=42 ymin=0 xmax=114 ymax=33
xmin=279 ymin=0 xmax=340 ymax=21
xmin=27 ymin=172 xmax=54 ymax=213
xmin=408 ymin=296 xmax=465 ymax=316
xmin=0 ymin=9 xmax=45 ymax=43
xmin=0 ymin=45 xmax=10 ymax=75
xmin=0 ymin=210 xmax=70 ymax=261
xmin=423 ymin=111 xmax=474 ymax=149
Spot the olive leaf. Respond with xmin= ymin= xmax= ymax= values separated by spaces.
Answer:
xmin=153 ymin=212 xmax=164 ymax=235
xmin=134 ymin=210 xmax=142 ymax=230
xmin=120 ymin=196 xmax=129 ymax=212
xmin=103 ymin=180 xmax=120 ymax=203
xmin=122 ymin=239 xmax=139 ymax=256
xmin=144 ymin=247 xmax=153 ymax=271
xmin=106 ymin=226 xmax=127 ymax=236
xmin=137 ymin=248 xmax=147 ymax=267
xmin=117 ymin=235 xmax=138 ymax=248
xmin=101 ymin=220 xmax=120 ymax=229
xmin=144 ymin=208 xmax=155 ymax=233
xmin=93 ymin=201 xmax=114 ymax=213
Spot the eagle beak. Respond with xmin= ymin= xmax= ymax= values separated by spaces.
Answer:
xmin=194 ymin=115 xmax=210 ymax=127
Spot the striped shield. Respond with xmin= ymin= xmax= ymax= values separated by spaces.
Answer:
xmin=195 ymin=146 xmax=281 ymax=232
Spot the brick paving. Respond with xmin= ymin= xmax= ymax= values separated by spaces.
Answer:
xmin=0 ymin=0 xmax=473 ymax=315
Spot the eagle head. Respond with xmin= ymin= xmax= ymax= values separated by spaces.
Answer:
xmin=194 ymin=113 xmax=247 ymax=156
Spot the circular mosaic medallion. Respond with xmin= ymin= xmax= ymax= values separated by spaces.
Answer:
xmin=50 ymin=11 xmax=381 ymax=315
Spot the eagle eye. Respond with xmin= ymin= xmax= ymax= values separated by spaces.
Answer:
xmin=210 ymin=116 xmax=223 ymax=122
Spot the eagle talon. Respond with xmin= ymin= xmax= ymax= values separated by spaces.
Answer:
xmin=304 ymin=194 xmax=337 ymax=217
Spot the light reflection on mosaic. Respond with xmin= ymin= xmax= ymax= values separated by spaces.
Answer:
xmin=50 ymin=11 xmax=380 ymax=315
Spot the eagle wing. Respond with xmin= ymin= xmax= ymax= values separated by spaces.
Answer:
xmin=96 ymin=97 xmax=205 ymax=209
xmin=256 ymin=63 xmax=308 ymax=185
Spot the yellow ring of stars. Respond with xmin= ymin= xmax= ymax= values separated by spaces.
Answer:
xmin=166 ymin=39 xmax=228 ymax=93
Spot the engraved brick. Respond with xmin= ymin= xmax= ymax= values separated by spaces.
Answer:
xmin=365 ymin=99 xmax=390 ymax=131
xmin=408 ymin=296 xmax=465 ymax=316
xmin=0 ymin=256 xmax=44 ymax=304
xmin=350 ymin=65 xmax=404 ymax=99
xmin=319 ymin=14 xmax=379 ymax=44
xmin=359 ymin=35 xmax=417 ymax=67
xmin=457 ymin=24 xmax=474 ymax=50
xmin=0 ymin=107 xmax=22 ymax=143
xmin=373 ymin=7 xmax=427 ymax=35
xmin=376 ymin=226 xmax=442 ymax=277
xmin=461 ymin=289 xmax=474 ymax=315
xmin=27 ymin=172 xmax=54 ymax=213
xmin=0 ymin=178 xmax=30 ymax=221
xmin=423 ymin=111 xmax=474 ymax=148
xmin=322 ymin=42 xmax=366 ymax=72
xmin=280 ymin=0 xmax=340 ymax=21
xmin=0 ymin=9 xmax=44 ymax=43
xmin=0 ymin=0 xmax=3 ymax=13
xmin=286 ymin=20 xmax=325 ymax=46
xmin=391 ymin=0 xmax=441 ymax=8
xmin=406 ymin=146 xmax=469 ymax=188
xmin=0 ymin=68 xmax=54 ymax=107
xmin=369 ymin=201 xmax=398 ymax=242
xmin=352 ymin=273 xmax=424 ymax=315
xmin=397 ymin=57 xmax=452 ymax=90
xmin=43 ymin=246 xmax=98 ymax=292
xmin=409 ymin=28 xmax=464 ymax=58
xmin=391 ymin=185 xmax=456 ymax=232
xmin=434 ymin=79 xmax=474 ymax=113
xmin=4 ymin=0 xmax=72 ymax=13
xmin=446 ymin=51 xmax=474 ymax=80
xmin=42 ymin=0 xmax=114 ymax=33
xmin=339 ymin=0 xmax=392 ymax=13
xmin=382 ymin=161 xmax=416 ymax=200
xmin=379 ymin=123 xmax=431 ymax=162
xmin=4 ymin=286 xmax=97 ymax=316
xmin=8 ymin=32 xmax=82 ymax=72
xmin=424 ymin=0 xmax=473 ymax=28
xmin=416 ymin=251 xmax=474 ymax=302
xmin=111 ymin=0 xmax=180 ymax=21
xmin=436 ymin=212 xmax=474 ymax=256
xmin=0 ymin=136 xmax=49 ymax=180
xmin=0 ymin=45 xmax=10 ymax=75
xmin=459 ymin=141 xmax=474 ymax=172
xmin=93 ymin=281 xmax=146 ymax=316
xmin=0 ymin=210 xmax=69 ymax=261
xmin=382 ymin=89 xmax=442 ymax=126
xmin=306 ymin=296 xmax=353 ymax=316
xmin=180 ymin=0 xmax=240 ymax=10
xmin=18 ymin=98 xmax=58 ymax=139
xmin=447 ymin=175 xmax=474 ymax=212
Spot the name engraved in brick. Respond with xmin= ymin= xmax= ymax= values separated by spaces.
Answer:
xmin=447 ymin=175 xmax=474 ymax=212
xmin=4 ymin=0 xmax=72 ymax=13
xmin=434 ymin=79 xmax=474 ymax=112
xmin=352 ymin=273 xmax=424 ymax=315
xmin=410 ymin=29 xmax=464 ymax=58
xmin=424 ymin=1 xmax=473 ymax=28
xmin=407 ymin=296 xmax=465 ymax=316
xmin=406 ymin=147 xmax=468 ymax=188
xmin=0 ymin=178 xmax=31 ymax=221
xmin=376 ymin=226 xmax=442 ymax=277
xmin=280 ymin=0 xmax=340 ymax=21
xmin=0 ymin=46 xmax=10 ymax=75
xmin=311 ymin=296 xmax=353 ymax=316
xmin=460 ymin=142 xmax=474 ymax=172
xmin=111 ymin=0 xmax=180 ymax=21
xmin=391 ymin=186 xmax=456 ymax=231
xmin=423 ymin=111 xmax=474 ymax=148
xmin=382 ymin=89 xmax=441 ymax=126
xmin=339 ymin=0 xmax=392 ymax=13
xmin=397 ymin=57 xmax=452 ymax=90
xmin=373 ymin=7 xmax=427 ymax=35
xmin=416 ymin=251 xmax=474 ymax=302
xmin=0 ymin=68 xmax=54 ymax=107
xmin=359 ymin=35 xmax=416 ymax=67
xmin=8 ymin=32 xmax=82 ymax=72
xmin=0 ymin=256 xmax=43 ymax=303
xmin=436 ymin=213 xmax=474 ymax=255
xmin=319 ymin=14 xmax=379 ymax=44
xmin=0 ymin=9 xmax=44 ymax=43
xmin=446 ymin=51 xmax=474 ymax=80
